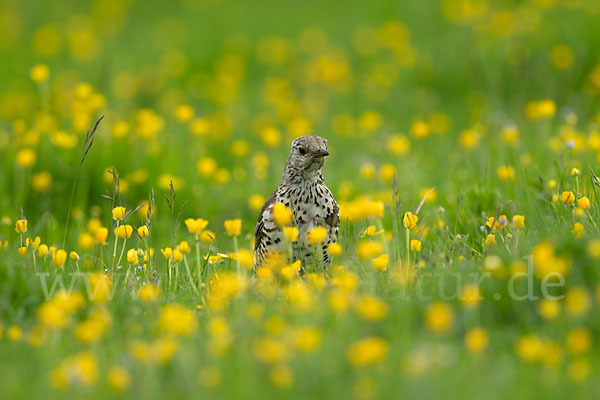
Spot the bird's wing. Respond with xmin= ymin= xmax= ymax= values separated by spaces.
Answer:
xmin=254 ymin=191 xmax=277 ymax=253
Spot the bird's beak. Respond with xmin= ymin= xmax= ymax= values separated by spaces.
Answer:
xmin=312 ymin=148 xmax=329 ymax=157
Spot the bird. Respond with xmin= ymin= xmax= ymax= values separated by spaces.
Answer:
xmin=253 ymin=135 xmax=339 ymax=271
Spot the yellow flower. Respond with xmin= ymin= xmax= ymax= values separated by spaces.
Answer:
xmin=566 ymin=327 xmax=591 ymax=355
xmin=411 ymin=120 xmax=430 ymax=139
xmin=15 ymin=218 xmax=27 ymax=234
xmin=17 ymin=246 xmax=27 ymax=256
xmin=360 ymin=162 xmax=376 ymax=179
xmin=346 ymin=337 xmax=388 ymax=366
xmin=497 ymin=165 xmax=515 ymax=181
xmin=137 ymin=225 xmax=149 ymax=238
xmin=403 ymin=211 xmax=418 ymax=229
xmin=458 ymin=129 xmax=480 ymax=149
xmin=538 ymin=299 xmax=561 ymax=320
xmin=515 ymin=334 xmax=543 ymax=362
xmin=512 ymin=214 xmax=525 ymax=228
xmin=410 ymin=239 xmax=422 ymax=252
xmin=200 ymin=230 xmax=216 ymax=243
xmin=174 ymin=104 xmax=194 ymax=123
xmin=424 ymin=301 xmax=454 ymax=334
xmin=578 ymin=196 xmax=590 ymax=210
xmin=379 ymin=164 xmax=397 ymax=182
xmin=356 ymin=295 xmax=388 ymax=321
xmin=112 ymin=206 xmax=126 ymax=220
xmin=53 ymin=249 xmax=67 ymax=268
xmin=525 ymin=99 xmax=556 ymax=120
xmin=95 ymin=227 xmax=108 ymax=244
xmin=485 ymin=233 xmax=496 ymax=246
xmin=158 ymin=304 xmax=197 ymax=336
xmin=32 ymin=171 xmax=52 ymax=192
xmin=184 ymin=218 xmax=208 ymax=234
xmin=272 ymin=203 xmax=292 ymax=226
xmin=573 ymin=222 xmax=584 ymax=238
xmin=224 ymin=219 xmax=242 ymax=236
xmin=248 ymin=194 xmax=265 ymax=211
xmin=127 ymin=249 xmax=139 ymax=264
xmin=88 ymin=273 xmax=113 ymax=303
xmin=567 ymin=357 xmax=590 ymax=383
xmin=294 ymin=327 xmax=322 ymax=353
xmin=30 ymin=63 xmax=50 ymax=83
xmin=307 ymin=226 xmax=327 ymax=245
xmin=465 ymin=327 xmax=489 ymax=354
xmin=560 ymin=191 xmax=575 ymax=204
xmin=284 ymin=226 xmax=299 ymax=242
xmin=587 ymin=239 xmax=600 ymax=258
xmin=565 ymin=286 xmax=591 ymax=317
xmin=138 ymin=282 xmax=161 ymax=302
xmin=372 ymin=254 xmax=389 ymax=271
xmin=460 ymin=284 xmax=482 ymax=308
xmin=70 ymin=251 xmax=79 ymax=261
xmin=356 ymin=240 xmax=383 ymax=259
xmin=117 ymin=225 xmax=133 ymax=239
xmin=16 ymin=148 xmax=36 ymax=168
xmin=327 ymin=242 xmax=342 ymax=257
xmin=107 ymin=366 xmax=130 ymax=391
xmin=38 ymin=244 xmax=49 ymax=258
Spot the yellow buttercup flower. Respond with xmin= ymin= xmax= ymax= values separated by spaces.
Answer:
xmin=327 ymin=242 xmax=342 ymax=257
xmin=184 ymin=218 xmax=208 ymax=234
xmin=346 ymin=337 xmax=388 ymax=366
xmin=465 ymin=327 xmax=489 ymax=354
xmin=307 ymin=226 xmax=327 ymax=245
xmin=372 ymin=254 xmax=389 ymax=271
xmin=424 ymin=301 xmax=454 ymax=334
xmin=283 ymin=226 xmax=299 ymax=242
xmin=15 ymin=218 xmax=27 ymax=234
xmin=95 ymin=227 xmax=109 ymax=244
xmin=112 ymin=207 xmax=126 ymax=220
xmin=224 ymin=219 xmax=242 ymax=236
xmin=578 ymin=196 xmax=590 ymax=210
xmin=560 ymin=191 xmax=575 ymax=204
xmin=273 ymin=203 xmax=292 ymax=227
xmin=117 ymin=225 xmax=134 ymax=239
xmin=137 ymin=225 xmax=149 ymax=238
xmin=127 ymin=249 xmax=139 ymax=264
xmin=410 ymin=239 xmax=422 ymax=252
xmin=53 ymin=249 xmax=67 ymax=268
xmin=403 ymin=211 xmax=418 ymax=229
xmin=512 ymin=215 xmax=525 ymax=228
xmin=30 ymin=63 xmax=50 ymax=83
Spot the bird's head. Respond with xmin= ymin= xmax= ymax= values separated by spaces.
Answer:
xmin=286 ymin=135 xmax=329 ymax=174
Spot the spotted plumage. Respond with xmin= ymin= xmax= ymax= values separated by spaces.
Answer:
xmin=253 ymin=135 xmax=339 ymax=270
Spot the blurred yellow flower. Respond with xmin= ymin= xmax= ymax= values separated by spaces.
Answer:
xmin=372 ymin=254 xmax=389 ymax=271
xmin=138 ymin=283 xmax=161 ymax=302
xmin=347 ymin=337 xmax=388 ymax=366
xmin=512 ymin=214 xmax=525 ymax=228
xmin=465 ymin=327 xmax=489 ymax=354
xmin=30 ymin=63 xmax=50 ymax=83
xmin=273 ymin=203 xmax=292 ymax=227
xmin=158 ymin=304 xmax=197 ymax=336
xmin=307 ymin=226 xmax=327 ymax=245
xmin=284 ymin=226 xmax=299 ymax=242
xmin=95 ymin=227 xmax=108 ymax=244
xmin=107 ymin=366 xmax=130 ymax=391
xmin=410 ymin=239 xmax=422 ymax=252
xmin=424 ymin=301 xmax=454 ymax=334
xmin=224 ymin=219 xmax=242 ymax=236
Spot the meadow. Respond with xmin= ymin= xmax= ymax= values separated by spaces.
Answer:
xmin=1 ymin=0 xmax=600 ymax=398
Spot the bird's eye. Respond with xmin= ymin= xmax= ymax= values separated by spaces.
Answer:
xmin=298 ymin=147 xmax=306 ymax=155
